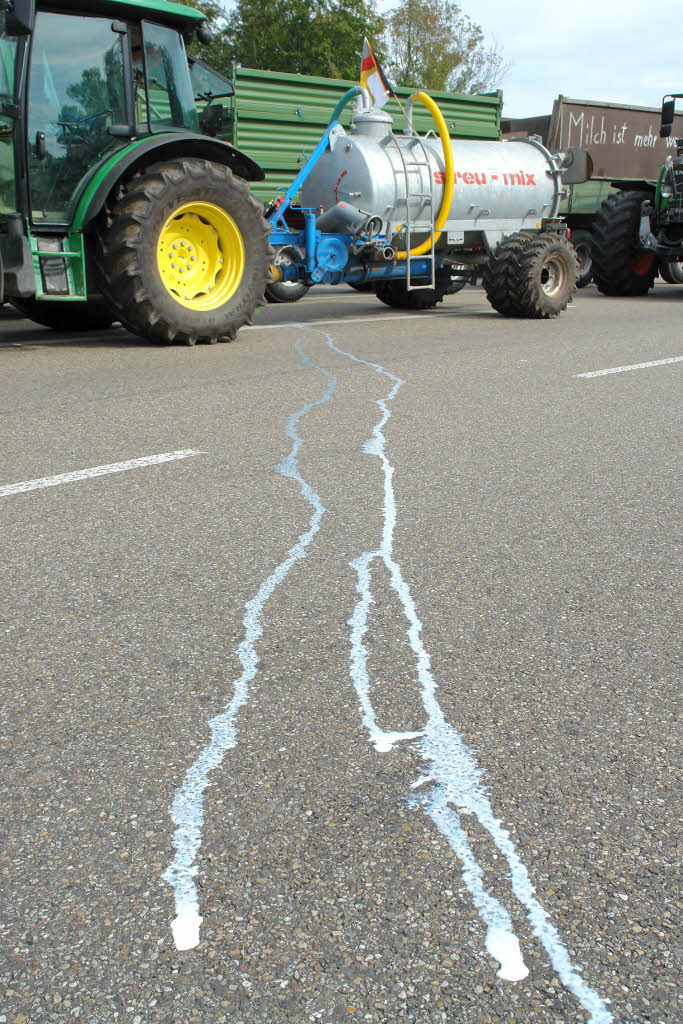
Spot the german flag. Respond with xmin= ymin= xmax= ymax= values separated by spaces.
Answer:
xmin=359 ymin=38 xmax=394 ymax=109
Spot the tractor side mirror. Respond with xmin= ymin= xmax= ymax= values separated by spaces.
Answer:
xmin=661 ymin=98 xmax=675 ymax=137
xmin=4 ymin=0 xmax=34 ymax=34
xmin=196 ymin=22 xmax=213 ymax=45
xmin=559 ymin=147 xmax=593 ymax=184
xmin=200 ymin=103 xmax=224 ymax=138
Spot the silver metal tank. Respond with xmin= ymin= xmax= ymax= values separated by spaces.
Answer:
xmin=302 ymin=108 xmax=566 ymax=251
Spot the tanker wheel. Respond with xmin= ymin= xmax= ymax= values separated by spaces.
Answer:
xmin=591 ymin=191 xmax=656 ymax=296
xmin=569 ymin=228 xmax=593 ymax=288
xmin=375 ymin=277 xmax=448 ymax=310
xmin=442 ymin=264 xmax=473 ymax=294
xmin=659 ymin=258 xmax=683 ymax=284
xmin=95 ymin=158 xmax=272 ymax=344
xmin=482 ymin=230 xmax=535 ymax=315
xmin=10 ymin=296 xmax=115 ymax=331
xmin=512 ymin=231 xmax=578 ymax=318
xmin=265 ymin=246 xmax=309 ymax=303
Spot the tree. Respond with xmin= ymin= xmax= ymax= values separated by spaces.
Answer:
xmin=180 ymin=1 xmax=233 ymax=74
xmin=383 ymin=0 xmax=508 ymax=94
xmin=192 ymin=0 xmax=384 ymax=81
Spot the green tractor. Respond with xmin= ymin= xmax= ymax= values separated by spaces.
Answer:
xmin=592 ymin=94 xmax=683 ymax=295
xmin=0 ymin=0 xmax=272 ymax=343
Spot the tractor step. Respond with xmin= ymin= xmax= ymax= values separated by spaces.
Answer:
xmin=29 ymin=232 xmax=87 ymax=301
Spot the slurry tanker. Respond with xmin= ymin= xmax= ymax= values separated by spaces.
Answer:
xmin=0 ymin=0 xmax=590 ymax=343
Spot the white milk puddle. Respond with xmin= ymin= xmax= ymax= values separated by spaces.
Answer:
xmin=322 ymin=334 xmax=613 ymax=1023
xmin=163 ymin=338 xmax=336 ymax=951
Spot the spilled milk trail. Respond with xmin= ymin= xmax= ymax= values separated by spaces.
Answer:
xmin=322 ymin=334 xmax=613 ymax=1024
xmin=163 ymin=337 xmax=336 ymax=951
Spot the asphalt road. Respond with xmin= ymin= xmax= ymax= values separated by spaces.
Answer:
xmin=0 ymin=283 xmax=680 ymax=1024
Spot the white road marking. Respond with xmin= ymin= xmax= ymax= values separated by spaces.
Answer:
xmin=245 ymin=313 xmax=437 ymax=331
xmin=0 ymin=449 xmax=204 ymax=498
xmin=576 ymin=356 xmax=683 ymax=378
xmin=318 ymin=333 xmax=612 ymax=1021
xmin=163 ymin=339 xmax=337 ymax=951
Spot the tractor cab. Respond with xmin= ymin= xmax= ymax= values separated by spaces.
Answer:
xmin=0 ymin=1 xmax=207 ymax=227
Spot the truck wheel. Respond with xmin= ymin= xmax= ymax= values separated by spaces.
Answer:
xmin=9 ymin=296 xmax=114 ymax=331
xmin=95 ymin=158 xmax=272 ymax=344
xmin=512 ymin=232 xmax=578 ymax=318
xmin=482 ymin=231 xmax=534 ymax=315
xmin=265 ymin=246 xmax=309 ymax=303
xmin=659 ymin=258 xmax=683 ymax=284
xmin=375 ymin=278 xmax=448 ymax=309
xmin=569 ymin=229 xmax=593 ymax=288
xmin=591 ymin=191 xmax=656 ymax=296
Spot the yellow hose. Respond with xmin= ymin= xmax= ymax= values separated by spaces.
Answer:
xmin=396 ymin=91 xmax=454 ymax=260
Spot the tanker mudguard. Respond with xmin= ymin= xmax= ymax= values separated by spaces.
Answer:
xmin=73 ymin=134 xmax=264 ymax=231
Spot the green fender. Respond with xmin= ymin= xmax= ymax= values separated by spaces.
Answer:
xmin=71 ymin=133 xmax=265 ymax=232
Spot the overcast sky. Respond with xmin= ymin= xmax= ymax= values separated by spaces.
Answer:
xmin=379 ymin=0 xmax=682 ymax=118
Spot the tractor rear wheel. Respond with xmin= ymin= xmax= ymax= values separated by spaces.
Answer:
xmin=591 ymin=191 xmax=656 ymax=296
xmin=9 ymin=296 xmax=115 ymax=331
xmin=569 ymin=228 xmax=593 ymax=288
xmin=95 ymin=158 xmax=272 ymax=345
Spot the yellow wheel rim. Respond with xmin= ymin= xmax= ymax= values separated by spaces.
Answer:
xmin=157 ymin=201 xmax=245 ymax=311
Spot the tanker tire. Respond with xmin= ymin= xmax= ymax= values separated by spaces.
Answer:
xmin=375 ymin=278 xmax=447 ymax=310
xmin=511 ymin=231 xmax=578 ymax=318
xmin=659 ymin=258 xmax=683 ymax=284
xmin=591 ymin=191 xmax=656 ymax=296
xmin=9 ymin=296 xmax=115 ymax=331
xmin=482 ymin=231 xmax=535 ymax=315
xmin=94 ymin=158 xmax=272 ymax=345
xmin=265 ymin=246 xmax=309 ymax=303
xmin=569 ymin=228 xmax=593 ymax=288
xmin=265 ymin=280 xmax=308 ymax=302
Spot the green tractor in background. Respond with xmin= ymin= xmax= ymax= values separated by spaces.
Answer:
xmin=592 ymin=94 xmax=683 ymax=294
xmin=0 ymin=0 xmax=272 ymax=343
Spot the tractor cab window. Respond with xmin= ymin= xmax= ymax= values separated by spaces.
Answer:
xmin=139 ymin=22 xmax=198 ymax=134
xmin=27 ymin=13 xmax=126 ymax=225
xmin=189 ymin=60 xmax=233 ymax=104
xmin=0 ymin=34 xmax=17 ymax=215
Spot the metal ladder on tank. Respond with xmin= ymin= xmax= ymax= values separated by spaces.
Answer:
xmin=387 ymin=133 xmax=436 ymax=290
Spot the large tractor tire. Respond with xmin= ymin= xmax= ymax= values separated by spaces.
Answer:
xmin=591 ymin=191 xmax=656 ymax=296
xmin=265 ymin=246 xmax=309 ymax=303
xmin=375 ymin=275 xmax=450 ymax=310
xmin=484 ymin=231 xmax=577 ymax=318
xmin=95 ymin=158 xmax=272 ymax=345
xmin=569 ymin=228 xmax=593 ymax=288
xmin=9 ymin=296 xmax=115 ymax=331
xmin=659 ymin=258 xmax=683 ymax=284
xmin=482 ymin=230 xmax=534 ymax=315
